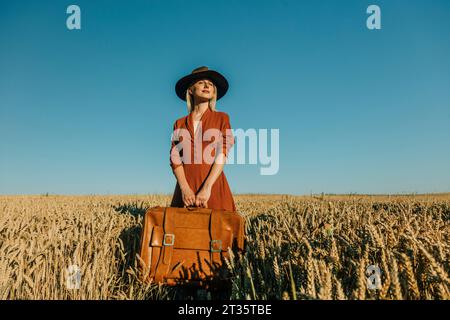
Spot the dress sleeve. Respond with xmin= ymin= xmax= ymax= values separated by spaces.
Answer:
xmin=170 ymin=122 xmax=183 ymax=171
xmin=219 ymin=113 xmax=235 ymax=158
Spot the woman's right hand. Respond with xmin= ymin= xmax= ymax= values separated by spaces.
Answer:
xmin=181 ymin=184 xmax=196 ymax=207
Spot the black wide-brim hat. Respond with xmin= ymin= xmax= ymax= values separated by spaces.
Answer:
xmin=175 ymin=66 xmax=229 ymax=101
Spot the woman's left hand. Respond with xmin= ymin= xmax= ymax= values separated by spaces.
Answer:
xmin=195 ymin=185 xmax=211 ymax=208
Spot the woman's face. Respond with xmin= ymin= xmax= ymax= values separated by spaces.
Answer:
xmin=189 ymin=78 xmax=215 ymax=101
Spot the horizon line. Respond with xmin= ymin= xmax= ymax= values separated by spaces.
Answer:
xmin=1 ymin=192 xmax=449 ymax=197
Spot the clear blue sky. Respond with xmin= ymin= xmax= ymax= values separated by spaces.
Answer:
xmin=1 ymin=0 xmax=449 ymax=195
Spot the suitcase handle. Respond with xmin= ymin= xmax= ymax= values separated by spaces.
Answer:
xmin=183 ymin=205 xmax=204 ymax=211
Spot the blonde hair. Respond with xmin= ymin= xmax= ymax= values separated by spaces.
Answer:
xmin=185 ymin=80 xmax=217 ymax=113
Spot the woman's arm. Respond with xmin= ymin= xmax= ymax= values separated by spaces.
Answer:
xmin=195 ymin=153 xmax=227 ymax=207
xmin=173 ymin=166 xmax=196 ymax=207
xmin=196 ymin=113 xmax=235 ymax=207
xmin=170 ymin=121 xmax=196 ymax=206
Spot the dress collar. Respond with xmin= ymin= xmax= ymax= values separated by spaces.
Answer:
xmin=186 ymin=107 xmax=212 ymax=138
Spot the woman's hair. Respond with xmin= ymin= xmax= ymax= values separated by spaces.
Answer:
xmin=185 ymin=80 xmax=217 ymax=113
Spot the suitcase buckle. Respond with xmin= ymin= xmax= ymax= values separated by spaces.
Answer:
xmin=163 ymin=233 xmax=175 ymax=246
xmin=210 ymin=239 xmax=222 ymax=252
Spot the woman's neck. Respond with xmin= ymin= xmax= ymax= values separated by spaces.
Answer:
xmin=192 ymin=101 xmax=209 ymax=115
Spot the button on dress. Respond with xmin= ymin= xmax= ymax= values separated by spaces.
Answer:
xmin=169 ymin=107 xmax=236 ymax=211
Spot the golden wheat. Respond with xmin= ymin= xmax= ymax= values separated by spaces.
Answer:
xmin=0 ymin=193 xmax=449 ymax=300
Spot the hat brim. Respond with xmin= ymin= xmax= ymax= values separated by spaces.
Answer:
xmin=175 ymin=70 xmax=229 ymax=101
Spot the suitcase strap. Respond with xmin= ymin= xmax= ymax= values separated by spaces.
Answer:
xmin=154 ymin=207 xmax=176 ymax=282
xmin=210 ymin=210 xmax=223 ymax=269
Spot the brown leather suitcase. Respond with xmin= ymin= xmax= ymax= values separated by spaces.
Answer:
xmin=138 ymin=206 xmax=245 ymax=287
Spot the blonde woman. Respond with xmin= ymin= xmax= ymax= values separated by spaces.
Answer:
xmin=170 ymin=66 xmax=236 ymax=212
xmin=170 ymin=66 xmax=236 ymax=300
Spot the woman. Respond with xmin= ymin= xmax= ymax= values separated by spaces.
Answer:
xmin=170 ymin=66 xmax=236 ymax=211
xmin=169 ymin=66 xmax=236 ymax=300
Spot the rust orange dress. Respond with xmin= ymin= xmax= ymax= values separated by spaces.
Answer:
xmin=169 ymin=107 xmax=236 ymax=211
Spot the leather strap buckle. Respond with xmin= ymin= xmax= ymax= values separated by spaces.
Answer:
xmin=210 ymin=239 xmax=222 ymax=252
xmin=163 ymin=233 xmax=175 ymax=246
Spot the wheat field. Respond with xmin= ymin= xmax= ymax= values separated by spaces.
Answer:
xmin=0 ymin=193 xmax=449 ymax=300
